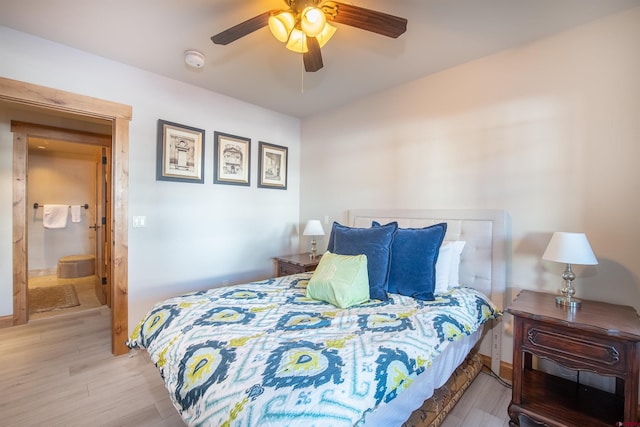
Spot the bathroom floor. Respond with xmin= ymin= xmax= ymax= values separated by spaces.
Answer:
xmin=28 ymin=274 xmax=104 ymax=321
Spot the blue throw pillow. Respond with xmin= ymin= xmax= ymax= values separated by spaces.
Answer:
xmin=373 ymin=221 xmax=447 ymax=301
xmin=326 ymin=221 xmax=338 ymax=253
xmin=332 ymin=222 xmax=398 ymax=301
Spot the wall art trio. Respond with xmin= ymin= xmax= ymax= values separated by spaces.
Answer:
xmin=156 ymin=119 xmax=287 ymax=190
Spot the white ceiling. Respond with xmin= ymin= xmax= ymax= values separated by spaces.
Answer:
xmin=1 ymin=0 xmax=638 ymax=118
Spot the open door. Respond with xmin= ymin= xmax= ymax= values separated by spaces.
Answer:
xmin=12 ymin=121 xmax=113 ymax=315
xmin=94 ymin=147 xmax=112 ymax=305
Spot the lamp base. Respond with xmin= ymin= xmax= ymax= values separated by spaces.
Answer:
xmin=556 ymin=296 xmax=581 ymax=308
xmin=310 ymin=239 xmax=317 ymax=259
xmin=556 ymin=263 xmax=582 ymax=308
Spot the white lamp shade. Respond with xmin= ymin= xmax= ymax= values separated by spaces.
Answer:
xmin=542 ymin=232 xmax=598 ymax=265
xmin=303 ymin=220 xmax=325 ymax=236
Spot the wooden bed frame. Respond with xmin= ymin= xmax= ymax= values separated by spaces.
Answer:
xmin=348 ymin=209 xmax=508 ymax=425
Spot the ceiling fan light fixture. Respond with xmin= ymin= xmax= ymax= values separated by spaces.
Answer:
xmin=286 ymin=28 xmax=308 ymax=53
xmin=300 ymin=6 xmax=326 ymax=37
xmin=268 ymin=11 xmax=295 ymax=43
xmin=316 ymin=23 xmax=336 ymax=48
xmin=210 ymin=1 xmax=407 ymax=72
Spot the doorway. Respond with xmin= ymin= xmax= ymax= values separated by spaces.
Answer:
xmin=22 ymin=124 xmax=111 ymax=321
xmin=2 ymin=76 xmax=131 ymax=355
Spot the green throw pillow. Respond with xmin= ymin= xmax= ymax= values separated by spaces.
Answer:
xmin=306 ymin=251 xmax=370 ymax=308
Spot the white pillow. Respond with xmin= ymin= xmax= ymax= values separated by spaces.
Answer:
xmin=435 ymin=241 xmax=466 ymax=293
xmin=446 ymin=240 xmax=466 ymax=288
xmin=434 ymin=244 xmax=452 ymax=294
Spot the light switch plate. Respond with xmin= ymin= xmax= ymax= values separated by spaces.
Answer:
xmin=132 ymin=216 xmax=146 ymax=228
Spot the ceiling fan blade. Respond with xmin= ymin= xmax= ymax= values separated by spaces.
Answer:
xmin=211 ymin=11 xmax=272 ymax=45
xmin=304 ymin=37 xmax=323 ymax=72
xmin=326 ymin=2 xmax=407 ymax=38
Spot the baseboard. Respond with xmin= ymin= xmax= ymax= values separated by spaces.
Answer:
xmin=0 ymin=315 xmax=14 ymax=329
xmin=479 ymin=353 xmax=512 ymax=382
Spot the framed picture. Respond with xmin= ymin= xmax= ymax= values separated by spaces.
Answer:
xmin=157 ymin=119 xmax=205 ymax=183
xmin=258 ymin=141 xmax=288 ymax=190
xmin=213 ymin=131 xmax=251 ymax=186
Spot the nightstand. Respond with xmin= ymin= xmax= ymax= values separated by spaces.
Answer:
xmin=507 ymin=290 xmax=640 ymax=426
xmin=274 ymin=253 xmax=321 ymax=277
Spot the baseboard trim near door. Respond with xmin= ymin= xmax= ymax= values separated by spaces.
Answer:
xmin=0 ymin=315 xmax=14 ymax=328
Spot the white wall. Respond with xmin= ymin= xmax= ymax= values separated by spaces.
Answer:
xmin=300 ymin=7 xmax=640 ymax=362
xmin=0 ymin=26 xmax=302 ymax=328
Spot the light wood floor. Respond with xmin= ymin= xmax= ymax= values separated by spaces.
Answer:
xmin=442 ymin=370 xmax=512 ymax=427
xmin=0 ymin=307 xmax=512 ymax=426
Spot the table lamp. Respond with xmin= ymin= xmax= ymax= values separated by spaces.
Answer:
xmin=542 ymin=232 xmax=598 ymax=308
xmin=303 ymin=219 xmax=324 ymax=258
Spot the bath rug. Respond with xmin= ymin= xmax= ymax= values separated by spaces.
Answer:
xmin=29 ymin=284 xmax=80 ymax=314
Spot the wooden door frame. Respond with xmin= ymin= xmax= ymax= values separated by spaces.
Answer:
xmin=12 ymin=121 xmax=112 ymax=306
xmin=1 ymin=77 xmax=131 ymax=355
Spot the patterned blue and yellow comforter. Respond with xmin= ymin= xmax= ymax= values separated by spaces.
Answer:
xmin=127 ymin=273 xmax=500 ymax=426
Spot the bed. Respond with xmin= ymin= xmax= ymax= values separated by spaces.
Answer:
xmin=127 ymin=209 xmax=508 ymax=426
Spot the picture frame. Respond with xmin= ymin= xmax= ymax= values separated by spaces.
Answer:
xmin=213 ymin=131 xmax=251 ymax=186
xmin=258 ymin=141 xmax=288 ymax=190
xmin=156 ymin=119 xmax=205 ymax=183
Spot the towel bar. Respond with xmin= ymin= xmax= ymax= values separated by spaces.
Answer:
xmin=33 ymin=203 xmax=89 ymax=209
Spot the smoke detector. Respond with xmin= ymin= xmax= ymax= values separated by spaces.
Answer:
xmin=184 ymin=50 xmax=206 ymax=68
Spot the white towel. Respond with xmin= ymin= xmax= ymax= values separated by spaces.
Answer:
xmin=43 ymin=204 xmax=68 ymax=229
xmin=70 ymin=205 xmax=82 ymax=223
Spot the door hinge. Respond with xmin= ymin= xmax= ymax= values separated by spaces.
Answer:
xmin=102 ymin=216 xmax=106 ymax=225
xmin=102 ymin=156 xmax=107 ymax=165
xmin=102 ymin=277 xmax=107 ymax=285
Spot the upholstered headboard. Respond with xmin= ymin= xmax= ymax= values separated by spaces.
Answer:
xmin=348 ymin=209 xmax=508 ymax=373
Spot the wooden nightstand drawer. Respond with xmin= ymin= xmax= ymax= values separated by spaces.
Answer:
xmin=278 ymin=262 xmax=304 ymax=276
xmin=523 ymin=321 xmax=625 ymax=374
xmin=274 ymin=254 xmax=321 ymax=277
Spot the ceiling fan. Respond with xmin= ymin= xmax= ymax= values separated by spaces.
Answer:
xmin=211 ymin=1 xmax=408 ymax=72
